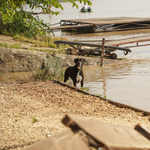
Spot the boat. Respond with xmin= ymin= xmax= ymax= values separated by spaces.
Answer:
xmin=80 ymin=8 xmax=93 ymax=12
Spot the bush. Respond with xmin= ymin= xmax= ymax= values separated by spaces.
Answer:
xmin=33 ymin=56 xmax=64 ymax=81
xmin=1 ymin=0 xmax=50 ymax=38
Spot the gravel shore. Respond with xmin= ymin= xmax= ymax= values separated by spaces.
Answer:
xmin=0 ymin=81 xmax=150 ymax=150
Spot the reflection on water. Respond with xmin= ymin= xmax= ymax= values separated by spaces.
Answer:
xmin=83 ymin=59 xmax=150 ymax=112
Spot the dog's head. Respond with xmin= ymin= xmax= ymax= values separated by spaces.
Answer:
xmin=74 ymin=58 xmax=86 ymax=70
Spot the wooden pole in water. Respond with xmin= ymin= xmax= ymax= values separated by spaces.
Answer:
xmin=100 ymin=38 xmax=105 ymax=66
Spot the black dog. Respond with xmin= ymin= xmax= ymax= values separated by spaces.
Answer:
xmin=64 ymin=58 xmax=86 ymax=87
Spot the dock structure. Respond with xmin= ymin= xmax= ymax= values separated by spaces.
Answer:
xmin=79 ymin=35 xmax=150 ymax=48
xmin=55 ymin=17 xmax=150 ymax=32
xmin=54 ymin=40 xmax=131 ymax=59
xmin=54 ymin=35 xmax=150 ymax=59
xmin=106 ymin=35 xmax=150 ymax=48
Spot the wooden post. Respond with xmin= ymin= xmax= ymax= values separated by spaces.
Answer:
xmin=100 ymin=38 xmax=105 ymax=67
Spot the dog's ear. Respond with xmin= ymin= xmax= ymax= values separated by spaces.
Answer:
xmin=82 ymin=58 xmax=86 ymax=63
xmin=74 ymin=58 xmax=78 ymax=63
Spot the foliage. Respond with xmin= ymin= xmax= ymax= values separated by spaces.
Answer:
xmin=33 ymin=56 xmax=64 ymax=81
xmin=0 ymin=0 xmax=92 ymax=38
xmin=0 ymin=0 xmax=50 ymax=38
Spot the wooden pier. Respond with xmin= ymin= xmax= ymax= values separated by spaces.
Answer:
xmin=79 ymin=35 xmax=150 ymax=48
xmin=49 ymin=17 xmax=150 ymax=33
xmin=106 ymin=35 xmax=150 ymax=48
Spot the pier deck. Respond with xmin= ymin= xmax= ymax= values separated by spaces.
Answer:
xmin=106 ymin=35 xmax=150 ymax=47
xmin=79 ymin=35 xmax=150 ymax=48
xmin=61 ymin=17 xmax=150 ymax=25
xmin=54 ymin=17 xmax=150 ymax=32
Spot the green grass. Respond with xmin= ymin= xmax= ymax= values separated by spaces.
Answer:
xmin=103 ymin=95 xmax=107 ymax=99
xmin=0 ymin=43 xmax=21 ymax=49
xmin=95 ymin=94 xmax=102 ymax=97
xmin=81 ymin=86 xmax=90 ymax=92
xmin=0 ymin=33 xmax=70 ymax=55
xmin=10 ymin=44 xmax=21 ymax=49
xmin=32 ymin=116 xmax=38 ymax=123
xmin=0 ymin=43 xmax=9 ymax=47
xmin=13 ymin=34 xmax=69 ymax=49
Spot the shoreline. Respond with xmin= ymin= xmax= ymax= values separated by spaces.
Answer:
xmin=0 ymin=80 xmax=150 ymax=150
xmin=0 ymin=35 xmax=149 ymax=150
xmin=54 ymin=80 xmax=150 ymax=116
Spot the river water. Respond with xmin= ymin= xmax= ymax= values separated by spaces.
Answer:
xmin=24 ymin=0 xmax=150 ymax=112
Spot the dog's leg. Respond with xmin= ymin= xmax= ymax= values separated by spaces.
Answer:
xmin=81 ymin=79 xmax=84 ymax=87
xmin=64 ymin=75 xmax=69 ymax=83
xmin=64 ymin=72 xmax=69 ymax=83
xmin=73 ymin=80 xmax=76 ymax=87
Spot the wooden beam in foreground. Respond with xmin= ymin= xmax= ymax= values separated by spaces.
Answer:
xmin=62 ymin=114 xmax=150 ymax=150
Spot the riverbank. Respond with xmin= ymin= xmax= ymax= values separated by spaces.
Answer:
xmin=1 ymin=35 xmax=149 ymax=150
xmin=0 ymin=34 xmax=124 ymax=74
xmin=0 ymin=80 xmax=150 ymax=150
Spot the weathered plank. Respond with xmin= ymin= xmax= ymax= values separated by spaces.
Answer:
xmin=79 ymin=35 xmax=150 ymax=48
xmin=62 ymin=114 xmax=150 ymax=150
xmin=39 ymin=24 xmax=94 ymax=31
xmin=135 ymin=123 xmax=150 ymax=140
xmin=24 ymin=128 xmax=89 ymax=150
xmin=105 ymin=35 xmax=150 ymax=47
xmin=61 ymin=17 xmax=150 ymax=26
xmin=54 ymin=40 xmax=131 ymax=51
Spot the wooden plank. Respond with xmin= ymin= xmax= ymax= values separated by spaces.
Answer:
xmin=54 ymin=40 xmax=131 ymax=51
xmin=61 ymin=17 xmax=150 ymax=25
xmin=135 ymin=123 xmax=150 ymax=140
xmin=40 ymin=17 xmax=150 ymax=32
xmin=62 ymin=114 xmax=150 ymax=150
xmin=39 ymin=24 xmax=94 ymax=31
xmin=105 ymin=35 xmax=150 ymax=46
xmin=24 ymin=128 xmax=90 ymax=150
xmin=54 ymin=24 xmax=93 ymax=29
xmin=79 ymin=35 xmax=150 ymax=48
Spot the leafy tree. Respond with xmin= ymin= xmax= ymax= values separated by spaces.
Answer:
xmin=0 ymin=0 xmax=92 ymax=38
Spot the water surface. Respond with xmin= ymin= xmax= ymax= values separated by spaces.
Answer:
xmin=83 ymin=58 xmax=150 ymax=112
xmin=23 ymin=0 xmax=150 ymax=112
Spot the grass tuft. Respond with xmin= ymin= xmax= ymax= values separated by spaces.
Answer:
xmin=81 ymin=86 xmax=90 ymax=92
xmin=32 ymin=116 xmax=38 ymax=123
